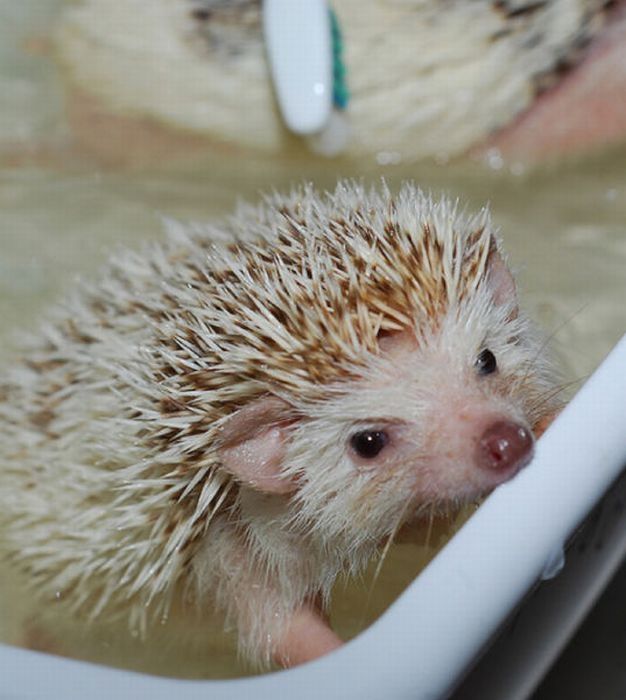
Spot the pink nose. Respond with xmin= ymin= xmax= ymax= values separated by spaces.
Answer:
xmin=476 ymin=421 xmax=534 ymax=473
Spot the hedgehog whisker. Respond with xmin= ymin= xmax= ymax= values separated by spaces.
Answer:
xmin=532 ymin=375 xmax=586 ymax=403
xmin=520 ymin=303 xmax=588 ymax=385
xmin=423 ymin=503 xmax=436 ymax=549
xmin=528 ymin=375 xmax=587 ymax=417
xmin=360 ymin=493 xmax=415 ymax=626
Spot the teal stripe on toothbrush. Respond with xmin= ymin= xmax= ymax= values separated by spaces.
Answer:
xmin=329 ymin=7 xmax=349 ymax=110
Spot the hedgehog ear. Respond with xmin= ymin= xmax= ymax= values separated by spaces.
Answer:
xmin=377 ymin=328 xmax=419 ymax=355
xmin=486 ymin=247 xmax=518 ymax=314
xmin=217 ymin=396 xmax=298 ymax=494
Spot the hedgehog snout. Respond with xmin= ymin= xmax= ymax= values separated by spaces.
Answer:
xmin=475 ymin=420 xmax=534 ymax=478
xmin=418 ymin=390 xmax=536 ymax=499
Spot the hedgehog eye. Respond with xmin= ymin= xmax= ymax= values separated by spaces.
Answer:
xmin=350 ymin=430 xmax=389 ymax=459
xmin=476 ymin=348 xmax=497 ymax=376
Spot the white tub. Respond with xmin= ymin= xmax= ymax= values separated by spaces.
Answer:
xmin=2 ymin=334 xmax=626 ymax=700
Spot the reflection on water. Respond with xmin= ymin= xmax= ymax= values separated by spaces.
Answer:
xmin=1 ymin=0 xmax=626 ymax=682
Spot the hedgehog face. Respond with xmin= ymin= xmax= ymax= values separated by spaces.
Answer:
xmin=281 ymin=378 xmax=526 ymax=544
xmin=217 ymin=237 xmax=555 ymax=547
xmin=270 ymin=256 xmax=553 ymax=546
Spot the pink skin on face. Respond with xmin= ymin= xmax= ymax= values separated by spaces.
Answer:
xmin=476 ymin=2 xmax=626 ymax=164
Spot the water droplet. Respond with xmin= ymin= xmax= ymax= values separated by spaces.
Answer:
xmin=375 ymin=151 xmax=401 ymax=166
xmin=541 ymin=545 xmax=565 ymax=580
xmin=485 ymin=148 xmax=504 ymax=171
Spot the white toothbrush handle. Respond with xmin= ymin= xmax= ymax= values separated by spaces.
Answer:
xmin=263 ymin=0 xmax=332 ymax=135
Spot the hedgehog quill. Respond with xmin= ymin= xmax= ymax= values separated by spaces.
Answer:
xmin=0 ymin=182 xmax=558 ymax=669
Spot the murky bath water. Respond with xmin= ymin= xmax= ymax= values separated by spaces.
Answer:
xmin=1 ymin=0 xmax=626 ymax=682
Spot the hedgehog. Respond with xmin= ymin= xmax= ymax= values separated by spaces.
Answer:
xmin=0 ymin=181 xmax=558 ymax=670
xmin=53 ymin=0 xmax=611 ymax=162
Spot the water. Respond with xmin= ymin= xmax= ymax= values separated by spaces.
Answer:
xmin=1 ymin=0 xmax=626 ymax=681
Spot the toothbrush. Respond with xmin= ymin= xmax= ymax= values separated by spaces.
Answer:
xmin=263 ymin=0 xmax=350 ymax=154
xmin=263 ymin=0 xmax=333 ymax=135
